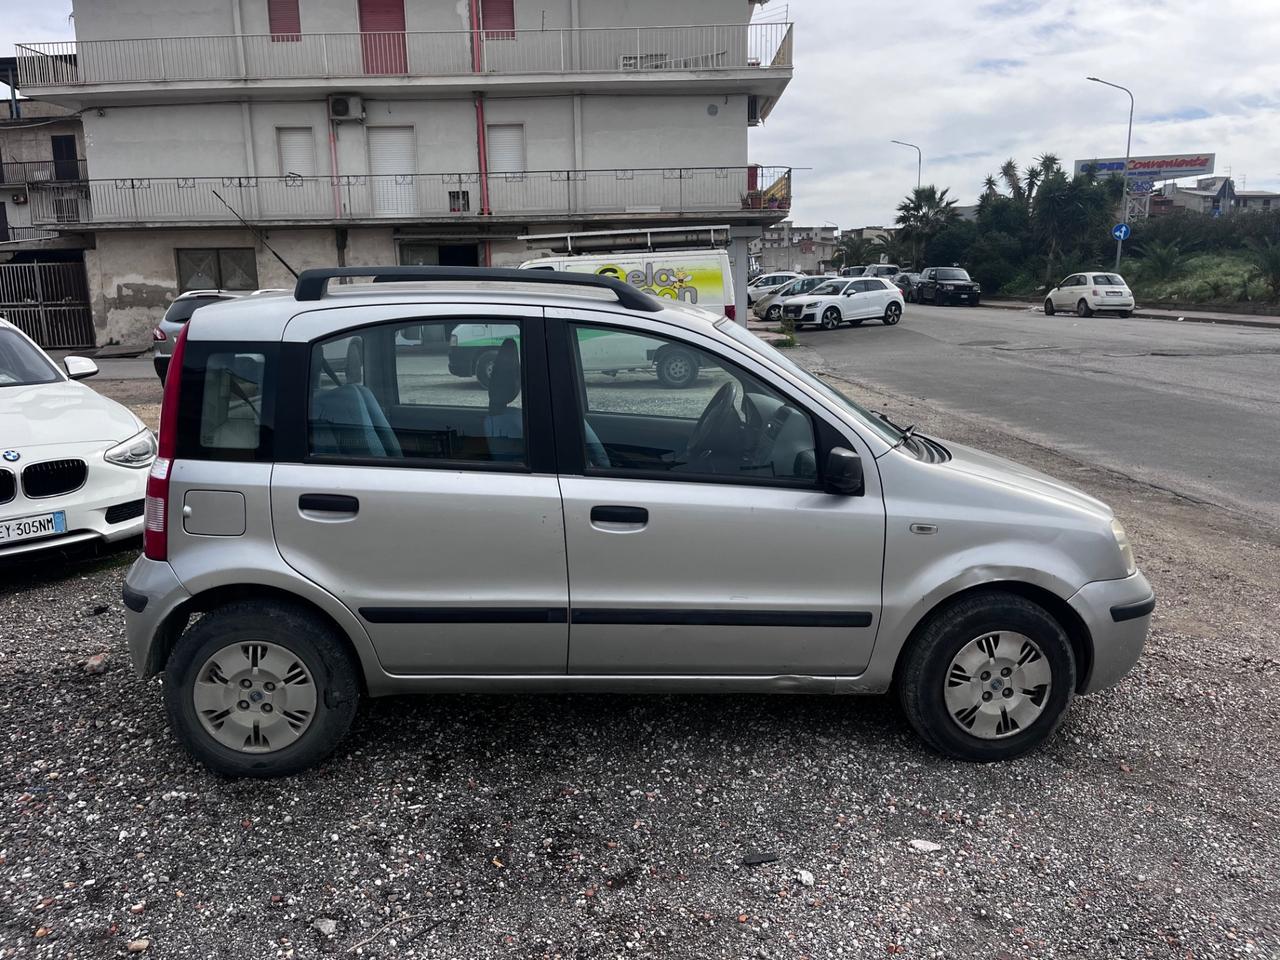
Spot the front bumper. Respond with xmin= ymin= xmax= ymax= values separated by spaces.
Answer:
xmin=123 ymin=555 xmax=192 ymax=676
xmin=1068 ymin=569 xmax=1154 ymax=694
xmin=0 ymin=448 xmax=149 ymax=559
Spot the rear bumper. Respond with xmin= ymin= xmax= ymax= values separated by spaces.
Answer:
xmin=1068 ymin=570 xmax=1154 ymax=694
xmin=123 ymin=555 xmax=192 ymax=676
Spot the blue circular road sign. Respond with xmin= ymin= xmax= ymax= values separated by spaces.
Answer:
xmin=1112 ymin=223 xmax=1131 ymax=241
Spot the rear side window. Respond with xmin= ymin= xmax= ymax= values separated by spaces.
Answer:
xmin=176 ymin=343 xmax=277 ymax=461
xmin=1092 ymin=274 xmax=1124 ymax=285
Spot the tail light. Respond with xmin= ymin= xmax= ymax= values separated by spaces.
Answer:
xmin=1093 ymin=289 xmax=1100 ymax=296
xmin=725 ymin=304 xmax=737 ymax=321
xmin=152 ymin=326 xmax=167 ymax=342
xmin=144 ymin=322 xmax=188 ymax=561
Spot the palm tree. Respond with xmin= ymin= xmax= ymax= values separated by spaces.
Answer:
xmin=982 ymin=174 xmax=1000 ymax=197
xmin=1246 ymin=237 xmax=1280 ymax=300
xmin=896 ymin=186 xmax=960 ymax=269
xmin=831 ymin=235 xmax=872 ymax=270
xmin=1137 ymin=240 xmax=1186 ymax=282
xmin=873 ymin=232 xmax=913 ymax=268
xmin=998 ymin=159 xmax=1026 ymax=204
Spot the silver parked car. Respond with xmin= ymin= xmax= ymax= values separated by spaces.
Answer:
xmin=123 ymin=267 xmax=1153 ymax=777
xmin=153 ymin=289 xmax=285 ymax=381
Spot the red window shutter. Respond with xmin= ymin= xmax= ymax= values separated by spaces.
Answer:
xmin=358 ymin=0 xmax=407 ymax=74
xmin=358 ymin=0 xmax=405 ymax=32
xmin=268 ymin=0 xmax=301 ymax=42
xmin=481 ymin=0 xmax=515 ymax=39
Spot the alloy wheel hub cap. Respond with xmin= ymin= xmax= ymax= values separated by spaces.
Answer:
xmin=944 ymin=631 xmax=1052 ymax=739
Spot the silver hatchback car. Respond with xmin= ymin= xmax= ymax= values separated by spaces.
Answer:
xmin=123 ymin=267 xmax=1153 ymax=777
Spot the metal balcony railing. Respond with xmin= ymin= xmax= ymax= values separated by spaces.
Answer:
xmin=15 ymin=23 xmax=793 ymax=87
xmin=27 ymin=167 xmax=792 ymax=226
xmin=0 ymin=226 xmax=64 ymax=243
xmin=0 ymin=158 xmax=89 ymax=184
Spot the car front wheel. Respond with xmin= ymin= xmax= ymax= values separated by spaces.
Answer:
xmin=820 ymin=307 xmax=841 ymax=330
xmin=1044 ymin=299 xmax=1055 ymax=316
xmin=766 ymin=304 xmax=783 ymax=321
xmin=164 ymin=602 xmax=361 ymax=778
xmin=897 ymin=591 xmax=1076 ymax=762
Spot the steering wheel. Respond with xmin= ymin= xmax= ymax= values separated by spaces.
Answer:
xmin=682 ymin=380 xmax=744 ymax=468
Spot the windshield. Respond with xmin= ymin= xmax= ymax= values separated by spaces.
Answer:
xmin=936 ymin=268 xmax=971 ymax=281
xmin=164 ymin=295 xmax=230 ymax=324
xmin=717 ymin=320 xmax=903 ymax=444
xmin=1092 ymin=274 xmax=1125 ymax=285
xmin=0 ymin=328 xmax=61 ymax=387
xmin=812 ymin=281 xmax=846 ymax=295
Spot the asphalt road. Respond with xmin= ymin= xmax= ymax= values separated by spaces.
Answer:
xmin=796 ymin=303 xmax=1280 ymax=527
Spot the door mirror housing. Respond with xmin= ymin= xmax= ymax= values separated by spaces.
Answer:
xmin=63 ymin=356 xmax=99 ymax=380
xmin=824 ymin=447 xmax=864 ymax=496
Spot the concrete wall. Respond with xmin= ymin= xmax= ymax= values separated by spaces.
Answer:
xmin=0 ymin=118 xmax=85 ymax=166
xmin=580 ymin=94 xmax=745 ymax=168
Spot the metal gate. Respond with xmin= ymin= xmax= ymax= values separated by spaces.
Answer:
xmin=0 ymin=261 xmax=94 ymax=349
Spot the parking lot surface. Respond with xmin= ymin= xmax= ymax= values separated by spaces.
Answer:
xmin=1 ymin=364 xmax=1278 ymax=959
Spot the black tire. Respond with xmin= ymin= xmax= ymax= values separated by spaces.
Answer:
xmin=820 ymin=307 xmax=841 ymax=330
xmin=1076 ymin=299 xmax=1093 ymax=318
xmin=970 ymin=298 xmax=980 ymax=307
xmin=655 ymin=347 xmax=699 ymax=388
xmin=897 ymin=591 xmax=1076 ymax=762
xmin=474 ymin=349 xmax=499 ymax=389
xmin=883 ymin=302 xmax=902 ymax=325
xmin=164 ymin=602 xmax=361 ymax=778
xmin=1044 ymin=299 xmax=1055 ymax=316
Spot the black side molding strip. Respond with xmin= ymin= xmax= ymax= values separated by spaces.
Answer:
xmin=1110 ymin=595 xmax=1156 ymax=623
xmin=571 ymin=609 xmax=874 ymax=628
xmin=122 ymin=586 xmax=148 ymax=614
xmin=360 ymin=607 xmax=569 ymax=625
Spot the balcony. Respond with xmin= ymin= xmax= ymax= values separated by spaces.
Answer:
xmin=0 ymin=226 xmax=65 ymax=243
xmin=27 ymin=167 xmax=792 ymax=229
xmin=15 ymin=23 xmax=793 ymax=104
xmin=0 ymin=158 xmax=89 ymax=185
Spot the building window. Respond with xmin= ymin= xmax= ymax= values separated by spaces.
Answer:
xmin=449 ymin=190 xmax=471 ymax=213
xmin=268 ymin=0 xmax=301 ymax=41
xmin=276 ymin=127 xmax=316 ymax=177
xmin=480 ymin=0 xmax=515 ymax=39
xmin=176 ymin=249 xmax=259 ymax=292
xmin=486 ymin=124 xmax=525 ymax=174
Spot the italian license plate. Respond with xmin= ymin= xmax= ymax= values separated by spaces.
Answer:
xmin=0 ymin=511 xmax=66 ymax=544
xmin=1106 ymin=290 xmax=1123 ymax=296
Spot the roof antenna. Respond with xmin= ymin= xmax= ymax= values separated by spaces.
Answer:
xmin=211 ymin=189 xmax=300 ymax=279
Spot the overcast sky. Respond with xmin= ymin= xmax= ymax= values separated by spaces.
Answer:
xmin=9 ymin=0 xmax=1280 ymax=230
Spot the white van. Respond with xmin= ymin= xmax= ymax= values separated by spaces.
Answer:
xmin=520 ymin=249 xmax=736 ymax=320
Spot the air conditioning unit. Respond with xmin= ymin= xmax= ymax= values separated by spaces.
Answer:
xmin=11 ymin=193 xmax=28 ymax=204
xmin=747 ymin=95 xmax=761 ymax=126
xmin=327 ymin=94 xmax=365 ymax=123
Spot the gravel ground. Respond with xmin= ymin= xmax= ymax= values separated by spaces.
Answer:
xmin=1 ymin=372 xmax=1277 ymax=959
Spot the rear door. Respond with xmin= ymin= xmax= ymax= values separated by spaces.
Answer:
xmin=270 ymin=304 xmax=569 ymax=675
xmin=547 ymin=310 xmax=885 ymax=677
xmin=848 ymin=279 xmax=880 ymax=318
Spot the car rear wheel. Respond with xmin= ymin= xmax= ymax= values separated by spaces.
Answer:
xmin=883 ymin=302 xmax=902 ymax=325
xmin=474 ymin=349 xmax=499 ymax=388
xmin=1044 ymin=299 xmax=1055 ymax=316
xmin=897 ymin=591 xmax=1076 ymax=762
xmin=164 ymin=602 xmax=360 ymax=778
xmin=656 ymin=347 xmax=699 ymax=388
xmin=821 ymin=307 xmax=841 ymax=330
xmin=1076 ymin=299 xmax=1093 ymax=318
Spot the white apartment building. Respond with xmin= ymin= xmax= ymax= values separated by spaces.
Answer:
xmin=751 ymin=221 xmax=836 ymax=274
xmin=14 ymin=0 xmax=794 ymax=345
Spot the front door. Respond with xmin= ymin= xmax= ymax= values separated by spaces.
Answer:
xmin=271 ymin=308 xmax=569 ymax=674
xmin=551 ymin=316 xmax=885 ymax=676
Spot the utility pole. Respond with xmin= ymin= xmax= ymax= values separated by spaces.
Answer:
xmin=1087 ymin=76 xmax=1134 ymax=270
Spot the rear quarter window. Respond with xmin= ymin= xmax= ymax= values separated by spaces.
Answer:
xmin=176 ymin=343 xmax=277 ymax=461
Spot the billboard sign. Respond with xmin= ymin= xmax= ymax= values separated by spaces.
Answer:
xmin=1074 ymin=153 xmax=1215 ymax=181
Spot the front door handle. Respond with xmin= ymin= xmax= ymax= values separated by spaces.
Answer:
xmin=590 ymin=505 xmax=648 ymax=526
xmin=299 ymin=493 xmax=359 ymax=515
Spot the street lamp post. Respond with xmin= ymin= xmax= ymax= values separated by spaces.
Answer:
xmin=890 ymin=140 xmax=922 ymax=190
xmin=1087 ymin=76 xmax=1135 ymax=271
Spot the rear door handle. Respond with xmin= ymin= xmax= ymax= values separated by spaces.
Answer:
xmin=590 ymin=505 xmax=648 ymax=525
xmin=299 ymin=494 xmax=359 ymax=515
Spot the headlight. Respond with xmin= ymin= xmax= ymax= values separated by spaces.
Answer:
xmin=105 ymin=429 xmax=157 ymax=468
xmin=1111 ymin=519 xmax=1136 ymax=576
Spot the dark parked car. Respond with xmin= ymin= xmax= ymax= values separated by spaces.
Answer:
xmin=916 ymin=267 xmax=981 ymax=306
xmin=892 ymin=272 xmax=922 ymax=302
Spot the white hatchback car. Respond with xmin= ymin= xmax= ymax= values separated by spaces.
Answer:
xmin=1044 ymin=273 xmax=1135 ymax=318
xmin=783 ymin=277 xmax=905 ymax=329
xmin=0 ymin=318 xmax=155 ymax=558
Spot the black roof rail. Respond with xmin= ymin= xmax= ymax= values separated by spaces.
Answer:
xmin=293 ymin=266 xmax=663 ymax=312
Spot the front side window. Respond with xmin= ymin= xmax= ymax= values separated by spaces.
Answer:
xmin=570 ymin=324 xmax=817 ymax=484
xmin=309 ymin=319 xmax=525 ymax=465
xmin=812 ymin=280 xmax=847 ymax=295
xmin=0 ymin=329 xmax=59 ymax=387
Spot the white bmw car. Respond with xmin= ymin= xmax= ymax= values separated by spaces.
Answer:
xmin=782 ymin=277 xmax=905 ymax=330
xmin=0 ymin=318 xmax=155 ymax=558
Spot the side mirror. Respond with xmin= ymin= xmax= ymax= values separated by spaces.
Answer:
xmin=63 ymin=356 xmax=99 ymax=381
xmin=824 ymin=447 xmax=864 ymax=496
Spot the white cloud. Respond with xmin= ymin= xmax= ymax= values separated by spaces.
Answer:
xmin=750 ymin=0 xmax=1280 ymax=227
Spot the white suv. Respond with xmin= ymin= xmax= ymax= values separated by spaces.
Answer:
xmin=121 ymin=267 xmax=1152 ymax=777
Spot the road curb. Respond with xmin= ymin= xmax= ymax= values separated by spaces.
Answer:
xmin=980 ymin=299 xmax=1280 ymax=330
